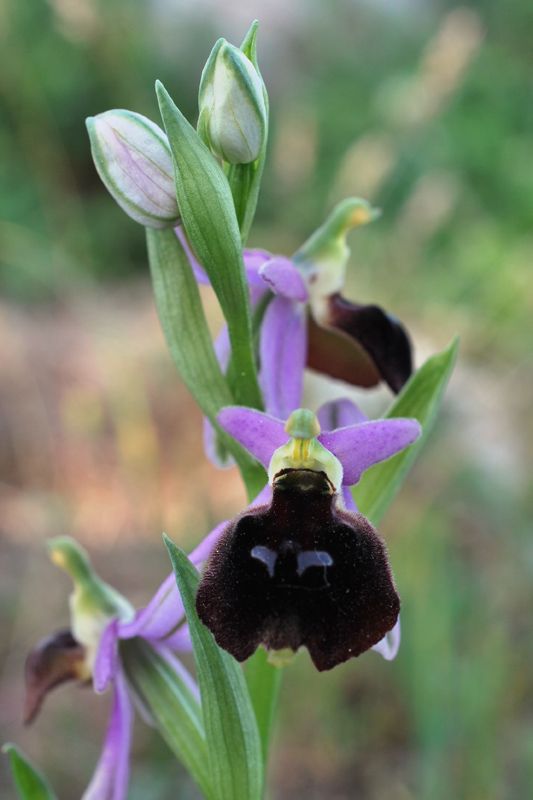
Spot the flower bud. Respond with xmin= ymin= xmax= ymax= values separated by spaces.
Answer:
xmin=198 ymin=39 xmax=266 ymax=164
xmin=86 ymin=110 xmax=180 ymax=228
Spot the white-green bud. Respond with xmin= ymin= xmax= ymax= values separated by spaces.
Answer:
xmin=86 ymin=109 xmax=180 ymax=229
xmin=198 ymin=38 xmax=266 ymax=164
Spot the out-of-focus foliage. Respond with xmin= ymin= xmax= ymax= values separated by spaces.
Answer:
xmin=1 ymin=1 xmax=532 ymax=799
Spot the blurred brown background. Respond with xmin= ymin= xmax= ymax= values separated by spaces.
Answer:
xmin=1 ymin=0 xmax=533 ymax=798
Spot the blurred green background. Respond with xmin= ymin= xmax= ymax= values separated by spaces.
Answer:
xmin=1 ymin=0 xmax=532 ymax=798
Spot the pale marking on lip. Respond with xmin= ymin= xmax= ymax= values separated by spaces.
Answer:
xmin=251 ymin=546 xmax=333 ymax=583
xmin=251 ymin=545 xmax=277 ymax=577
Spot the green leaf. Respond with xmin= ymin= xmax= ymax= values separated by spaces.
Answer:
xmin=155 ymin=82 xmax=262 ymax=411
xmin=147 ymin=226 xmax=232 ymax=422
xmin=2 ymin=744 xmax=58 ymax=800
xmin=240 ymin=19 xmax=260 ymax=63
xmin=120 ymin=638 xmax=212 ymax=800
xmin=353 ymin=335 xmax=459 ymax=524
xmin=146 ymin=227 xmax=267 ymax=500
xmin=245 ymin=647 xmax=282 ymax=765
xmin=164 ymin=536 xmax=264 ymax=800
xmin=225 ymin=21 xmax=269 ymax=243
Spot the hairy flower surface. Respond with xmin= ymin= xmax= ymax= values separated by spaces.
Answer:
xmin=195 ymin=404 xmax=420 ymax=670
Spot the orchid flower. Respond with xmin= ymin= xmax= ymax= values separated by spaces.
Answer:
xmin=179 ymin=197 xmax=413 ymax=466
xmin=195 ymin=402 xmax=420 ymax=671
xmin=23 ymin=536 xmax=211 ymax=800
xmin=89 ymin=398 xmax=413 ymax=693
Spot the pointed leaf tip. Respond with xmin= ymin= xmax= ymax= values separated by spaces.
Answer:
xmin=3 ymin=744 xmax=59 ymax=800
xmin=354 ymin=335 xmax=459 ymax=524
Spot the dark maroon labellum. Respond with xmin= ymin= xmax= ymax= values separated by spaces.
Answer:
xmin=307 ymin=294 xmax=413 ymax=394
xmin=196 ymin=469 xmax=400 ymax=671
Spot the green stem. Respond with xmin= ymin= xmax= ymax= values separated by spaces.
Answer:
xmin=245 ymin=648 xmax=283 ymax=767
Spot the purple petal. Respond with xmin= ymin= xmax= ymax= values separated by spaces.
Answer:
xmin=188 ymin=519 xmax=230 ymax=565
xmin=203 ymin=324 xmax=234 ymax=469
xmin=243 ymin=249 xmax=275 ymax=286
xmin=317 ymin=398 xmax=369 ymax=431
xmin=118 ymin=573 xmax=183 ymax=642
xmin=175 ymin=226 xmax=210 ymax=285
xmin=341 ymin=485 xmax=358 ymax=512
xmin=157 ymin=624 xmax=192 ymax=652
xmin=203 ymin=417 xmax=234 ymax=469
xmin=372 ymin=617 xmax=401 ymax=660
xmin=93 ymin=620 xmax=119 ymax=694
xmin=213 ymin=323 xmax=232 ymax=369
xmin=152 ymin=644 xmax=200 ymax=703
xmin=259 ymin=257 xmax=309 ymax=301
xmin=82 ymin=667 xmax=133 ymax=800
xmin=118 ymin=519 xmax=227 ymax=644
xmin=259 ymin=296 xmax=307 ymax=419
xmin=249 ymin=284 xmax=269 ymax=306
xmin=249 ymin=483 xmax=272 ymax=507
xmin=218 ymin=407 xmax=288 ymax=469
xmin=319 ymin=418 xmax=421 ymax=486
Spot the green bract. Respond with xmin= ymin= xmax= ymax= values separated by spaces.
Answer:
xmin=3 ymin=745 xmax=58 ymax=800
xmin=156 ymin=81 xmax=263 ymax=412
xmin=165 ymin=536 xmax=264 ymax=800
xmin=146 ymin=227 xmax=266 ymax=499
xmin=354 ymin=336 xmax=459 ymax=524
xmin=120 ymin=639 xmax=212 ymax=799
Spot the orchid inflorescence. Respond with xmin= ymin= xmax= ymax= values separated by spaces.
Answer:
xmin=5 ymin=20 xmax=458 ymax=800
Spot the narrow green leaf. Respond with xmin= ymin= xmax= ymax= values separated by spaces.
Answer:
xmin=354 ymin=335 xmax=459 ymax=524
xmin=240 ymin=19 xmax=259 ymax=63
xmin=245 ymin=647 xmax=282 ymax=764
xmin=3 ymin=744 xmax=58 ymax=800
xmin=120 ymin=638 xmax=212 ymax=800
xmin=155 ymin=81 xmax=263 ymax=411
xmin=164 ymin=536 xmax=264 ymax=800
xmin=147 ymin=226 xmax=232 ymax=421
xmin=146 ymin=226 xmax=267 ymax=499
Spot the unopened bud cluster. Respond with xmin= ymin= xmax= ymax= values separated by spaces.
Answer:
xmin=87 ymin=37 xmax=266 ymax=227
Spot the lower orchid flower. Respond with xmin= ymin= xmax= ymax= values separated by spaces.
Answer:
xmin=23 ymin=536 xmax=210 ymax=800
xmin=195 ymin=403 xmax=421 ymax=671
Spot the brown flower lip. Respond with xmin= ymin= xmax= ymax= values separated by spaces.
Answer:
xmin=307 ymin=294 xmax=413 ymax=394
xmin=24 ymin=629 xmax=90 ymax=724
xmin=196 ymin=468 xmax=400 ymax=671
